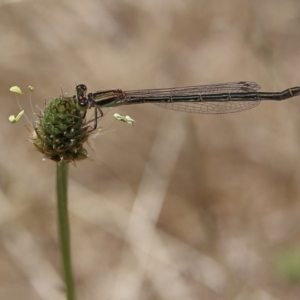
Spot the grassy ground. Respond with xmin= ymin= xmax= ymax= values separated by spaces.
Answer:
xmin=1 ymin=0 xmax=300 ymax=299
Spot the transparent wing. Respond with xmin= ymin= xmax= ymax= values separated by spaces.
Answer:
xmin=125 ymin=81 xmax=261 ymax=114
xmin=155 ymin=100 xmax=261 ymax=114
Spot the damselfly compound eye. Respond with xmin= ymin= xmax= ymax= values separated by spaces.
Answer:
xmin=74 ymin=84 xmax=89 ymax=109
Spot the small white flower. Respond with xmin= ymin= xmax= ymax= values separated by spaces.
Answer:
xmin=9 ymin=86 xmax=23 ymax=95
xmin=9 ymin=110 xmax=25 ymax=123
xmin=113 ymin=113 xmax=135 ymax=126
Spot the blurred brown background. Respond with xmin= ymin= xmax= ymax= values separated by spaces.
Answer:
xmin=1 ymin=0 xmax=300 ymax=299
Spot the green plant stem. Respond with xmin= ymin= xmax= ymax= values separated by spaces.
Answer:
xmin=56 ymin=161 xmax=76 ymax=300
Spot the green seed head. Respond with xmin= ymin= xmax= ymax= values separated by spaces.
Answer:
xmin=31 ymin=96 xmax=91 ymax=163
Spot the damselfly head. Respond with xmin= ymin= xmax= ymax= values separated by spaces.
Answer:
xmin=74 ymin=84 xmax=90 ymax=110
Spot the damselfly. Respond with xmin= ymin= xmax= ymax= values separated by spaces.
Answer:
xmin=73 ymin=81 xmax=300 ymax=128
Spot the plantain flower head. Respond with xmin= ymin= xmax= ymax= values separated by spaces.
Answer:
xmin=30 ymin=96 xmax=91 ymax=163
